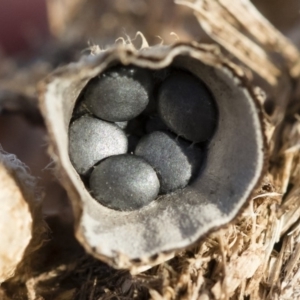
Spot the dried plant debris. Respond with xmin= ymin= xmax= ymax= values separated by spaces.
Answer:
xmin=39 ymin=40 xmax=267 ymax=271
xmin=176 ymin=0 xmax=300 ymax=82
xmin=176 ymin=0 xmax=300 ymax=129
xmin=0 ymin=149 xmax=44 ymax=284
xmin=5 ymin=255 xmax=165 ymax=300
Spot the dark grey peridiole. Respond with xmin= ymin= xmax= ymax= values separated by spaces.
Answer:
xmin=135 ymin=131 xmax=203 ymax=194
xmin=69 ymin=115 xmax=128 ymax=175
xmin=89 ymin=154 xmax=160 ymax=211
xmin=83 ymin=66 xmax=153 ymax=122
xmin=158 ymin=71 xmax=217 ymax=142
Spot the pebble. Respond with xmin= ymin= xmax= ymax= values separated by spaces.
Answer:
xmin=158 ymin=71 xmax=217 ymax=142
xmin=90 ymin=154 xmax=160 ymax=211
xmin=69 ymin=115 xmax=128 ymax=175
xmin=83 ymin=66 xmax=153 ymax=122
xmin=135 ymin=131 xmax=203 ymax=193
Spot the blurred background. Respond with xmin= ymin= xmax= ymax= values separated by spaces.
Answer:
xmin=0 ymin=0 xmax=300 ymax=58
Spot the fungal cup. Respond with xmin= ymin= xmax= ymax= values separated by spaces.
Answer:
xmin=39 ymin=42 xmax=266 ymax=269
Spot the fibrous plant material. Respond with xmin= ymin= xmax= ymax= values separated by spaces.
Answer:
xmin=39 ymin=40 xmax=266 ymax=270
